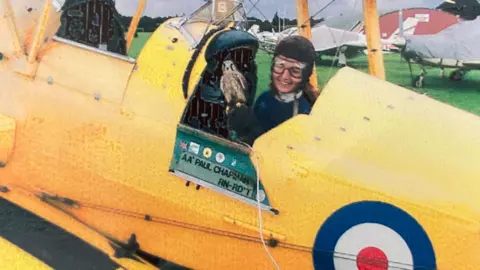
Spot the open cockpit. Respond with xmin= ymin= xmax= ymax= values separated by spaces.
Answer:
xmin=182 ymin=32 xmax=258 ymax=141
xmin=166 ymin=1 xmax=276 ymax=214
xmin=55 ymin=0 xmax=127 ymax=55
xmin=1 ymin=0 xmax=275 ymax=213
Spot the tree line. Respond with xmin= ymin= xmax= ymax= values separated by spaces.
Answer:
xmin=250 ymin=12 xmax=324 ymax=32
xmin=118 ymin=12 xmax=324 ymax=34
xmin=117 ymin=15 xmax=173 ymax=33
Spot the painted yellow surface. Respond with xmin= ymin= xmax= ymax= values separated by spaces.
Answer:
xmin=0 ymin=1 xmax=480 ymax=269
xmin=35 ymin=40 xmax=136 ymax=104
xmin=295 ymin=0 xmax=318 ymax=88
xmin=0 ymin=237 xmax=52 ymax=270
xmin=0 ymin=113 xmax=15 ymax=165
xmin=362 ymin=0 xmax=386 ymax=79
xmin=255 ymin=68 xmax=480 ymax=269
xmin=0 ymin=185 xmax=159 ymax=270
xmin=0 ymin=0 xmax=61 ymax=58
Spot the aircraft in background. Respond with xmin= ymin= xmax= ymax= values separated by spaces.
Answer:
xmin=249 ymin=6 xmax=460 ymax=67
xmin=436 ymin=0 xmax=480 ymax=20
xmin=287 ymin=24 xmax=400 ymax=66
xmin=249 ymin=23 xmax=397 ymax=66
xmin=2 ymin=0 xmax=480 ymax=269
xmin=393 ymin=17 xmax=480 ymax=87
xmin=247 ymin=24 xmax=280 ymax=52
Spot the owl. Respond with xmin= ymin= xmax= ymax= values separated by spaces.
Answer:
xmin=220 ymin=60 xmax=248 ymax=113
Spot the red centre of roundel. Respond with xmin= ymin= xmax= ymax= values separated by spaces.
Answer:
xmin=356 ymin=246 xmax=389 ymax=270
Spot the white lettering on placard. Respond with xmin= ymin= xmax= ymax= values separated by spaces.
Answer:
xmin=415 ymin=14 xmax=429 ymax=22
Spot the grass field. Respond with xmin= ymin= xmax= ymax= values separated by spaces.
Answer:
xmin=130 ymin=33 xmax=480 ymax=116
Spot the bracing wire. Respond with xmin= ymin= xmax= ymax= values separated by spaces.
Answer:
xmin=245 ymin=0 xmax=262 ymax=17
xmin=298 ymin=0 xmax=338 ymax=29
xmin=245 ymin=0 xmax=279 ymax=33
xmin=244 ymin=0 xmax=285 ymax=56
xmin=241 ymin=142 xmax=281 ymax=269
xmin=243 ymin=0 xmax=362 ymax=89
xmin=322 ymin=0 xmax=361 ymax=89
xmin=293 ymin=0 xmax=362 ymax=89
xmin=18 ymin=181 xmax=439 ymax=270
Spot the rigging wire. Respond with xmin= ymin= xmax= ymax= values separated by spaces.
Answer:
xmin=243 ymin=0 xmax=362 ymax=89
xmin=298 ymin=0 xmax=338 ymax=29
xmin=245 ymin=0 xmax=262 ymax=17
xmin=24 ymin=184 xmax=436 ymax=270
xmin=246 ymin=0 xmax=362 ymax=90
xmin=283 ymin=0 xmax=362 ymax=89
xmin=241 ymin=142 xmax=281 ymax=269
xmin=245 ymin=0 xmax=279 ymax=33
xmin=322 ymin=0 xmax=362 ymax=89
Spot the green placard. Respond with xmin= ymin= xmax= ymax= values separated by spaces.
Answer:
xmin=177 ymin=152 xmax=255 ymax=198
xmin=169 ymin=125 xmax=272 ymax=208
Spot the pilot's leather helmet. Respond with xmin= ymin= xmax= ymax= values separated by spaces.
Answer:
xmin=273 ymin=35 xmax=316 ymax=81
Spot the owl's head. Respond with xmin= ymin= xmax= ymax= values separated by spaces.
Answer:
xmin=222 ymin=60 xmax=237 ymax=72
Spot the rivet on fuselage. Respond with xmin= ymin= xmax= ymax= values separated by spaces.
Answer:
xmin=0 ymin=186 xmax=9 ymax=193
xmin=267 ymin=238 xmax=279 ymax=247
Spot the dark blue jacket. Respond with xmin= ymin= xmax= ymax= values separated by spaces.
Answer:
xmin=253 ymin=90 xmax=312 ymax=134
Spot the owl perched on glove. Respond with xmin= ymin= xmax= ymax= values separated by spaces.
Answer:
xmin=219 ymin=60 xmax=248 ymax=113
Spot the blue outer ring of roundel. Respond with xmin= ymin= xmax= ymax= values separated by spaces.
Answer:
xmin=312 ymin=201 xmax=437 ymax=270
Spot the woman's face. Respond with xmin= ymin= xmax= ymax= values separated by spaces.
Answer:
xmin=272 ymin=55 xmax=305 ymax=94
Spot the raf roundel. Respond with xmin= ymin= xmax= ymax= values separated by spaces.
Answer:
xmin=312 ymin=201 xmax=436 ymax=270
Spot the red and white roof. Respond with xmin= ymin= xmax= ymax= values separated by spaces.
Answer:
xmin=360 ymin=8 xmax=462 ymax=39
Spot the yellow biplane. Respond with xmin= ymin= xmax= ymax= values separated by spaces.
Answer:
xmin=0 ymin=0 xmax=480 ymax=269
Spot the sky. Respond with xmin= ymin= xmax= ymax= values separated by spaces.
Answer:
xmin=115 ymin=0 xmax=446 ymax=19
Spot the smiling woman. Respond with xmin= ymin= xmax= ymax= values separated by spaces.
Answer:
xmin=253 ymin=35 xmax=318 ymax=134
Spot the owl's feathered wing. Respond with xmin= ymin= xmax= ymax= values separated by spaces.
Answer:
xmin=220 ymin=71 xmax=248 ymax=106
xmin=219 ymin=74 xmax=232 ymax=104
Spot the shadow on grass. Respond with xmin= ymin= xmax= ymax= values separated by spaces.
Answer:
xmin=314 ymin=58 xmax=370 ymax=70
xmin=394 ymin=72 xmax=480 ymax=94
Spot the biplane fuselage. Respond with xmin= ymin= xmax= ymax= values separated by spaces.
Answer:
xmin=1 ymin=1 xmax=480 ymax=269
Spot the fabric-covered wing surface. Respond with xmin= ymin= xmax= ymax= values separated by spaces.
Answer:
xmin=404 ymin=17 xmax=480 ymax=60
xmin=301 ymin=25 xmax=365 ymax=52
